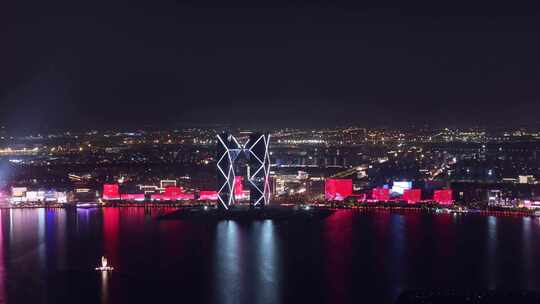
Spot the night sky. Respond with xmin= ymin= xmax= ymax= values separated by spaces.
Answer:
xmin=1 ymin=1 xmax=539 ymax=131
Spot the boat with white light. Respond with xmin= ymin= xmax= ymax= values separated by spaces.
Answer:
xmin=95 ymin=256 xmax=114 ymax=271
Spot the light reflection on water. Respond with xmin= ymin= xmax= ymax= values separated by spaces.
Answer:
xmin=215 ymin=221 xmax=241 ymax=304
xmin=38 ymin=209 xmax=45 ymax=272
xmin=324 ymin=209 xmax=354 ymax=303
xmin=487 ymin=216 xmax=498 ymax=289
xmin=100 ymin=270 xmax=109 ymax=304
xmin=522 ymin=217 xmax=533 ymax=290
xmin=0 ymin=211 xmax=5 ymax=303
xmin=388 ymin=215 xmax=406 ymax=299
xmin=214 ymin=220 xmax=280 ymax=304
xmin=0 ymin=208 xmax=540 ymax=304
xmin=254 ymin=220 xmax=280 ymax=304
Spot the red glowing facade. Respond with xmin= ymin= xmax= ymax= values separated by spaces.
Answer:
xmin=150 ymin=186 xmax=194 ymax=201
xmin=177 ymin=193 xmax=195 ymax=200
xmin=325 ymin=179 xmax=353 ymax=201
xmin=102 ymin=183 xmax=200 ymax=202
xmin=120 ymin=193 xmax=145 ymax=201
xmin=150 ymin=194 xmax=163 ymax=201
xmin=199 ymin=191 xmax=218 ymax=200
xmin=403 ymin=189 xmax=422 ymax=204
xmin=103 ymin=184 xmax=120 ymax=200
xmin=372 ymin=188 xmax=390 ymax=202
xmin=434 ymin=189 xmax=453 ymax=205
xmin=234 ymin=176 xmax=243 ymax=197
xmin=164 ymin=186 xmax=183 ymax=197
xmin=151 ymin=193 xmax=194 ymax=201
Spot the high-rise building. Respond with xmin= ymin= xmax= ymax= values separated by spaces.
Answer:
xmin=216 ymin=133 xmax=271 ymax=209
xmin=245 ymin=133 xmax=271 ymax=206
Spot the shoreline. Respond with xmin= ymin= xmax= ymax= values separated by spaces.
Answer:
xmin=0 ymin=203 xmax=536 ymax=218
xmin=158 ymin=206 xmax=335 ymax=221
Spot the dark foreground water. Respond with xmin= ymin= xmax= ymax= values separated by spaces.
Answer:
xmin=2 ymin=208 xmax=540 ymax=304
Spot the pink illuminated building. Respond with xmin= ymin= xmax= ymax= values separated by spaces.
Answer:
xmin=325 ymin=179 xmax=353 ymax=201
xmin=199 ymin=191 xmax=218 ymax=200
xmin=434 ymin=189 xmax=453 ymax=205
xmin=403 ymin=189 xmax=421 ymax=204
xmin=103 ymin=184 xmax=120 ymax=200
xmin=372 ymin=188 xmax=390 ymax=202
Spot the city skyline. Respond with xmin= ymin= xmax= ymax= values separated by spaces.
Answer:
xmin=3 ymin=2 xmax=540 ymax=303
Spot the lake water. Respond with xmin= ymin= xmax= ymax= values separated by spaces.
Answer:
xmin=2 ymin=207 xmax=540 ymax=304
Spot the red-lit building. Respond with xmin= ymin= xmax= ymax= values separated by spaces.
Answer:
xmin=103 ymin=184 xmax=120 ymax=200
xmin=434 ymin=189 xmax=453 ymax=205
xmin=164 ymin=186 xmax=183 ymax=198
xmin=151 ymin=192 xmax=194 ymax=201
xmin=150 ymin=186 xmax=194 ymax=201
xmin=325 ymin=179 xmax=353 ymax=201
xmin=120 ymin=193 xmax=145 ymax=201
xmin=403 ymin=189 xmax=422 ymax=204
xmin=372 ymin=188 xmax=390 ymax=202
xmin=199 ymin=191 xmax=218 ymax=201
xmin=150 ymin=193 xmax=164 ymax=201
xmin=176 ymin=193 xmax=195 ymax=200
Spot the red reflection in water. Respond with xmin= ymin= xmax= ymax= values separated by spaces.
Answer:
xmin=158 ymin=220 xmax=185 ymax=259
xmin=324 ymin=210 xmax=354 ymax=304
xmin=373 ymin=211 xmax=391 ymax=278
xmin=157 ymin=215 xmax=213 ymax=262
xmin=405 ymin=213 xmax=422 ymax=244
xmin=434 ymin=214 xmax=454 ymax=258
xmin=103 ymin=208 xmax=120 ymax=267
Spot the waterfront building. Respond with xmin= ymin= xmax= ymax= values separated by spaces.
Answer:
xmin=216 ymin=133 xmax=271 ymax=209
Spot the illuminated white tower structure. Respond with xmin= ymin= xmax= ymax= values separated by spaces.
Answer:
xmin=216 ymin=132 xmax=271 ymax=209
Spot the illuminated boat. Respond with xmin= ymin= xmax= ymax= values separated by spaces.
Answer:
xmin=95 ymin=256 xmax=114 ymax=271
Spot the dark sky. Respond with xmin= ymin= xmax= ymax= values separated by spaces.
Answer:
xmin=1 ymin=1 xmax=539 ymax=131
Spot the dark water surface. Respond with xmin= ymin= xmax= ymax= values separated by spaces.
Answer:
xmin=2 ymin=208 xmax=540 ymax=304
